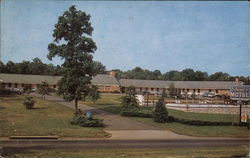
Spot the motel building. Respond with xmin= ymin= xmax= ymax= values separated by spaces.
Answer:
xmin=0 ymin=72 xmax=243 ymax=97
xmin=0 ymin=73 xmax=120 ymax=93
xmin=119 ymin=78 xmax=243 ymax=96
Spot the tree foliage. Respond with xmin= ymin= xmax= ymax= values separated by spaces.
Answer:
xmin=168 ymin=82 xmax=176 ymax=98
xmin=88 ymin=85 xmax=101 ymax=104
xmin=23 ymin=96 xmax=35 ymax=109
xmin=38 ymin=81 xmax=49 ymax=99
xmin=121 ymin=86 xmax=139 ymax=111
xmin=47 ymin=5 xmax=98 ymax=112
xmin=152 ymin=89 xmax=168 ymax=123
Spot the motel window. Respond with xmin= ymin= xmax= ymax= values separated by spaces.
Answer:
xmin=193 ymin=89 xmax=196 ymax=92
xmin=22 ymin=83 xmax=25 ymax=87
xmin=146 ymin=88 xmax=148 ymax=91
xmin=216 ymin=89 xmax=218 ymax=93
xmin=151 ymin=88 xmax=153 ymax=91
xmin=198 ymin=89 xmax=200 ymax=93
xmin=187 ymin=89 xmax=189 ymax=92
xmin=14 ymin=84 xmax=17 ymax=88
xmin=209 ymin=89 xmax=211 ymax=92
xmin=53 ymin=85 xmax=56 ymax=88
xmin=157 ymin=88 xmax=159 ymax=92
xmin=8 ymin=83 xmax=11 ymax=87
xmin=140 ymin=88 xmax=142 ymax=92
xmin=182 ymin=89 xmax=185 ymax=92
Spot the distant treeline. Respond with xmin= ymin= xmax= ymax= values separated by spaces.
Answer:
xmin=0 ymin=58 xmax=106 ymax=76
xmin=0 ymin=58 xmax=249 ymax=84
xmin=111 ymin=67 xmax=250 ymax=84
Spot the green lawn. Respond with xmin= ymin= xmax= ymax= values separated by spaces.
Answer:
xmin=2 ymin=147 xmax=248 ymax=158
xmin=132 ymin=117 xmax=249 ymax=137
xmin=0 ymin=95 xmax=109 ymax=138
xmin=85 ymin=94 xmax=249 ymax=137
xmin=83 ymin=94 xmax=124 ymax=114
xmin=85 ymin=94 xmax=239 ymax=122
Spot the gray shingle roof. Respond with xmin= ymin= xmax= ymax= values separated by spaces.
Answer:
xmin=0 ymin=73 xmax=120 ymax=86
xmin=91 ymin=74 xmax=120 ymax=86
xmin=0 ymin=73 xmax=62 ymax=85
xmin=171 ymin=81 xmax=242 ymax=90
xmin=119 ymin=79 xmax=168 ymax=88
xmin=119 ymin=79 xmax=243 ymax=90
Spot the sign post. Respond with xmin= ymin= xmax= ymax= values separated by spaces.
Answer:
xmin=230 ymin=85 xmax=250 ymax=125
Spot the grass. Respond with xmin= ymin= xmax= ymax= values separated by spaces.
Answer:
xmin=85 ymin=94 xmax=249 ymax=137
xmin=0 ymin=95 xmax=109 ymax=138
xmin=132 ymin=117 xmax=249 ymax=137
xmin=2 ymin=146 xmax=249 ymax=158
xmin=82 ymin=94 xmax=124 ymax=114
xmin=85 ymin=94 xmax=239 ymax=122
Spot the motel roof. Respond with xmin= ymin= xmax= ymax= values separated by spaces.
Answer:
xmin=91 ymin=74 xmax=120 ymax=86
xmin=119 ymin=79 xmax=168 ymax=89
xmin=0 ymin=73 xmax=120 ymax=86
xmin=0 ymin=73 xmax=62 ymax=85
xmin=119 ymin=79 xmax=243 ymax=90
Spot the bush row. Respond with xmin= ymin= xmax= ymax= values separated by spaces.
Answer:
xmin=0 ymin=89 xmax=13 ymax=95
xmin=166 ymin=116 xmax=241 ymax=126
xmin=120 ymin=111 xmax=249 ymax=127
xmin=121 ymin=111 xmax=152 ymax=118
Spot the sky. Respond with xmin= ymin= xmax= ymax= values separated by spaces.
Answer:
xmin=1 ymin=0 xmax=250 ymax=76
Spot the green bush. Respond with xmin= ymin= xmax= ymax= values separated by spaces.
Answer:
xmin=166 ymin=116 xmax=241 ymax=126
xmin=121 ymin=111 xmax=152 ymax=118
xmin=152 ymin=98 xmax=168 ymax=123
xmin=70 ymin=114 xmax=103 ymax=127
xmin=0 ymin=88 xmax=14 ymax=96
xmin=121 ymin=86 xmax=139 ymax=111
xmin=23 ymin=96 xmax=35 ymax=109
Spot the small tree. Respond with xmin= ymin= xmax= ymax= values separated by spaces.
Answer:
xmin=88 ymin=85 xmax=100 ymax=104
xmin=168 ymin=82 xmax=176 ymax=98
xmin=121 ymin=86 xmax=139 ymax=111
xmin=152 ymin=89 xmax=168 ymax=123
xmin=23 ymin=84 xmax=32 ymax=94
xmin=23 ymin=96 xmax=35 ymax=109
xmin=38 ymin=81 xmax=49 ymax=99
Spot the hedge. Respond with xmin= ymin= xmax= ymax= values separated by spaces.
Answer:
xmin=120 ymin=111 xmax=248 ymax=127
xmin=121 ymin=111 xmax=152 ymax=118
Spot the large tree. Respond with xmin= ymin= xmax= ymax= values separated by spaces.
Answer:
xmin=47 ymin=5 xmax=97 ymax=112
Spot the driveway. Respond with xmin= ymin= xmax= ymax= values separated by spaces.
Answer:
xmin=31 ymin=93 xmax=192 ymax=139
xmin=34 ymin=94 xmax=160 ymax=130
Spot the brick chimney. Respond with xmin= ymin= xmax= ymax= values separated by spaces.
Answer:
xmin=108 ymin=71 xmax=116 ymax=77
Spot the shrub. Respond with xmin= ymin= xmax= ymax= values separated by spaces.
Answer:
xmin=23 ymin=96 xmax=35 ymax=109
xmin=121 ymin=86 xmax=139 ymax=111
xmin=70 ymin=114 xmax=103 ymax=127
xmin=166 ymin=116 xmax=241 ymax=126
xmin=121 ymin=111 xmax=152 ymax=118
xmin=0 ymin=88 xmax=12 ymax=96
xmin=152 ymin=91 xmax=168 ymax=123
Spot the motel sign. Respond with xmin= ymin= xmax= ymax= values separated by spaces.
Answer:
xmin=230 ymin=85 xmax=250 ymax=101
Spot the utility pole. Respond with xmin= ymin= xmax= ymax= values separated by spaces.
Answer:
xmin=238 ymin=100 xmax=242 ymax=125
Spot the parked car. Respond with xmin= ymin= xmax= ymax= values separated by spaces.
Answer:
xmin=202 ymin=92 xmax=215 ymax=98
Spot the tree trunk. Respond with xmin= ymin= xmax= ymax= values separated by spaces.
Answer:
xmin=75 ymin=98 xmax=78 ymax=113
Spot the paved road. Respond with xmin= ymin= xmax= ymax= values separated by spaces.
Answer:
xmin=0 ymin=139 xmax=248 ymax=149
